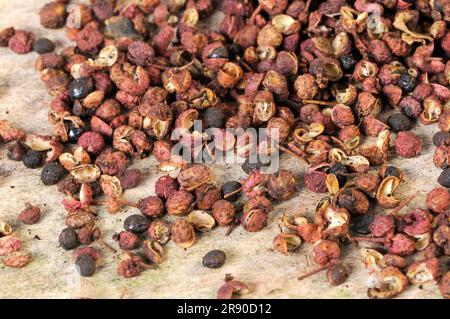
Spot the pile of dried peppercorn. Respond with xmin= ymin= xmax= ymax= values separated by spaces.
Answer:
xmin=0 ymin=0 xmax=449 ymax=299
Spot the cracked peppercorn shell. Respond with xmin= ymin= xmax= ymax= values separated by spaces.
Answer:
xmin=387 ymin=113 xmax=412 ymax=132
xmin=202 ymin=250 xmax=226 ymax=269
xmin=312 ymin=240 xmax=341 ymax=266
xmin=0 ymin=27 xmax=15 ymax=47
xmin=59 ymin=228 xmax=80 ymax=251
xmin=395 ymin=131 xmax=422 ymax=158
xmin=33 ymin=38 xmax=55 ymax=54
xmin=41 ymin=162 xmax=66 ymax=185
xmin=75 ymin=254 xmax=96 ymax=277
xmin=123 ymin=214 xmax=150 ymax=234
xmin=23 ymin=150 xmax=44 ymax=169
xmin=155 ymin=175 xmax=179 ymax=199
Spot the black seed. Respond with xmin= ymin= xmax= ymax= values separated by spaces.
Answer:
xmin=207 ymin=46 xmax=228 ymax=59
xmin=68 ymin=77 xmax=94 ymax=100
xmin=351 ymin=213 xmax=375 ymax=235
xmin=59 ymin=228 xmax=79 ymax=250
xmin=23 ymin=150 xmax=44 ymax=169
xmin=41 ymin=162 xmax=66 ymax=185
xmin=438 ymin=169 xmax=450 ymax=188
xmin=203 ymin=107 xmax=225 ymax=128
xmin=387 ymin=113 xmax=411 ymax=132
xmin=340 ymin=54 xmax=357 ymax=72
xmin=328 ymin=163 xmax=348 ymax=187
xmin=326 ymin=263 xmax=349 ymax=286
xmin=202 ymin=250 xmax=226 ymax=269
xmin=68 ymin=125 xmax=84 ymax=143
xmin=241 ymin=158 xmax=270 ymax=174
xmin=383 ymin=166 xmax=402 ymax=179
xmin=124 ymin=214 xmax=150 ymax=234
xmin=75 ymin=255 xmax=96 ymax=277
xmin=221 ymin=181 xmax=242 ymax=202
xmin=433 ymin=131 xmax=450 ymax=147
xmin=398 ymin=73 xmax=416 ymax=92
xmin=227 ymin=44 xmax=242 ymax=60
xmin=33 ymin=38 xmax=55 ymax=54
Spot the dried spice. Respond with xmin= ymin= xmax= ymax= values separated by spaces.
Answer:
xmin=203 ymin=250 xmax=226 ymax=269
xmin=18 ymin=203 xmax=41 ymax=225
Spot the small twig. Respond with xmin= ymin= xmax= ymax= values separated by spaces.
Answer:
xmin=387 ymin=194 xmax=417 ymax=216
xmin=278 ymin=145 xmax=309 ymax=164
xmin=298 ymin=264 xmax=330 ymax=281
xmin=302 ymin=100 xmax=338 ymax=107
xmin=225 ymin=219 xmax=240 ymax=236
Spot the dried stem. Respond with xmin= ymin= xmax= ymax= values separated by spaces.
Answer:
xmin=302 ymin=99 xmax=338 ymax=107
xmin=279 ymin=145 xmax=309 ymax=164
xmin=387 ymin=194 xmax=417 ymax=216
xmin=298 ymin=264 xmax=329 ymax=281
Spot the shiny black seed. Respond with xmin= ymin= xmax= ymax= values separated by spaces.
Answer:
xmin=59 ymin=228 xmax=79 ymax=250
xmin=328 ymin=163 xmax=348 ymax=187
xmin=351 ymin=213 xmax=375 ymax=235
xmin=68 ymin=125 xmax=84 ymax=143
xmin=340 ymin=54 xmax=357 ymax=72
xmin=68 ymin=77 xmax=94 ymax=100
xmin=438 ymin=169 xmax=450 ymax=188
xmin=221 ymin=181 xmax=242 ymax=202
xmin=227 ymin=44 xmax=242 ymax=59
xmin=387 ymin=113 xmax=411 ymax=132
xmin=202 ymin=250 xmax=226 ymax=269
xmin=203 ymin=107 xmax=225 ymax=128
xmin=75 ymin=255 xmax=96 ymax=277
xmin=433 ymin=131 xmax=450 ymax=147
xmin=23 ymin=150 xmax=44 ymax=169
xmin=207 ymin=46 xmax=229 ymax=59
xmin=241 ymin=158 xmax=270 ymax=174
xmin=33 ymin=38 xmax=55 ymax=54
xmin=41 ymin=162 xmax=66 ymax=185
xmin=124 ymin=214 xmax=150 ymax=234
xmin=398 ymin=73 xmax=416 ymax=92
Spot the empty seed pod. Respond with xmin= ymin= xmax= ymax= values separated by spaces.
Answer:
xmin=272 ymin=232 xmax=302 ymax=255
xmin=367 ymin=267 xmax=408 ymax=299
xmin=376 ymin=176 xmax=401 ymax=209
xmin=143 ymin=240 xmax=165 ymax=264
xmin=293 ymin=123 xmax=325 ymax=144
xmin=187 ymin=210 xmax=216 ymax=232
xmin=70 ymin=164 xmax=101 ymax=183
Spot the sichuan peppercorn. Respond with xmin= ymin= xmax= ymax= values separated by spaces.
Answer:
xmin=113 ymin=231 xmax=140 ymax=250
xmin=18 ymin=203 xmax=41 ymax=225
xmin=33 ymin=38 xmax=55 ymax=54
xmin=438 ymin=169 xmax=450 ymax=188
xmin=395 ymin=131 xmax=422 ymax=158
xmin=7 ymin=142 xmax=26 ymax=161
xmin=221 ymin=181 xmax=242 ymax=202
xmin=202 ymin=250 xmax=226 ymax=269
xmin=23 ymin=150 xmax=44 ymax=169
xmin=387 ymin=113 xmax=412 ymax=132
xmin=41 ymin=162 xmax=66 ymax=185
xmin=124 ymin=214 xmax=150 ymax=234
xmin=328 ymin=163 xmax=348 ymax=188
xmin=75 ymin=254 xmax=96 ymax=277
xmin=59 ymin=228 xmax=79 ymax=250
